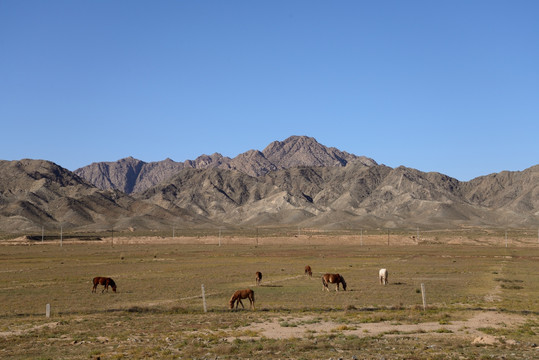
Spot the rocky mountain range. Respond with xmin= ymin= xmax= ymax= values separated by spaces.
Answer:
xmin=1 ymin=136 xmax=538 ymax=233
xmin=74 ymin=136 xmax=376 ymax=194
xmin=0 ymin=159 xmax=209 ymax=233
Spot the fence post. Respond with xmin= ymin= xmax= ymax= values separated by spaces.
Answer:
xmin=46 ymin=303 xmax=51 ymax=318
xmin=201 ymin=284 xmax=207 ymax=313
xmin=421 ymin=283 xmax=427 ymax=310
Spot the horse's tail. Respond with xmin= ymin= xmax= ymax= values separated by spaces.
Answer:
xmin=321 ymin=275 xmax=327 ymax=287
xmin=249 ymin=289 xmax=255 ymax=310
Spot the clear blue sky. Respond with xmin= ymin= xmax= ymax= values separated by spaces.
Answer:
xmin=1 ymin=1 xmax=538 ymax=181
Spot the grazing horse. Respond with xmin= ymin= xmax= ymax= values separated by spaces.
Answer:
xmin=92 ymin=277 xmax=117 ymax=293
xmin=305 ymin=265 xmax=312 ymax=277
xmin=322 ymin=273 xmax=347 ymax=291
xmin=255 ymin=271 xmax=262 ymax=286
xmin=379 ymin=268 xmax=389 ymax=285
xmin=229 ymin=289 xmax=255 ymax=310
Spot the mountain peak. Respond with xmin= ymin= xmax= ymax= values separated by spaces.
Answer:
xmin=75 ymin=136 xmax=376 ymax=193
xmin=262 ymin=135 xmax=370 ymax=169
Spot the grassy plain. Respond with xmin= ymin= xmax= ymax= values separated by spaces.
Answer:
xmin=0 ymin=235 xmax=537 ymax=359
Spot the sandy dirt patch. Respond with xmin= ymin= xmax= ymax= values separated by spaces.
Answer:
xmin=228 ymin=311 xmax=531 ymax=344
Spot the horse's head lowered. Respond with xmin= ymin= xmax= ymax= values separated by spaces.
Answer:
xmin=340 ymin=275 xmax=347 ymax=291
xmin=109 ymin=279 xmax=117 ymax=293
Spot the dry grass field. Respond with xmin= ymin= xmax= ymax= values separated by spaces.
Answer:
xmin=0 ymin=233 xmax=538 ymax=359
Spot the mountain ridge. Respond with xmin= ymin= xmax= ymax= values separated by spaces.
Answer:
xmin=1 ymin=136 xmax=538 ymax=232
xmin=74 ymin=136 xmax=377 ymax=194
xmin=136 ymin=162 xmax=539 ymax=229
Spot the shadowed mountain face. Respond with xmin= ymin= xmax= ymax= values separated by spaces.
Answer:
xmin=74 ymin=136 xmax=376 ymax=194
xmin=1 ymin=137 xmax=538 ymax=232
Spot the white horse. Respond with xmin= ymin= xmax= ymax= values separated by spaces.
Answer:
xmin=379 ymin=268 xmax=388 ymax=285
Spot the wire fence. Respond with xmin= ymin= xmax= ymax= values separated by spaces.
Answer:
xmin=2 ymin=224 xmax=539 ymax=247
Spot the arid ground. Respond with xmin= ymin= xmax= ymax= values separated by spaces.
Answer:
xmin=0 ymin=233 xmax=537 ymax=359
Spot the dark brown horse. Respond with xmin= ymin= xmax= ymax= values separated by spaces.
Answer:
xmin=255 ymin=271 xmax=262 ymax=286
xmin=305 ymin=265 xmax=312 ymax=277
xmin=92 ymin=277 xmax=117 ymax=293
xmin=322 ymin=273 xmax=347 ymax=291
xmin=229 ymin=289 xmax=255 ymax=310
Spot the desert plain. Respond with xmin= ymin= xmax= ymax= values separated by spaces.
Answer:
xmin=0 ymin=230 xmax=538 ymax=359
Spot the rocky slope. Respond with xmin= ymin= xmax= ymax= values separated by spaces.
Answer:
xmin=0 ymin=159 xmax=210 ymax=232
xmin=138 ymin=161 xmax=539 ymax=229
xmin=1 ymin=137 xmax=538 ymax=232
xmin=75 ymin=136 xmax=376 ymax=194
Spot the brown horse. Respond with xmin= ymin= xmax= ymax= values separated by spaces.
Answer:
xmin=255 ymin=271 xmax=262 ymax=286
xmin=322 ymin=273 xmax=347 ymax=291
xmin=92 ymin=277 xmax=117 ymax=293
xmin=305 ymin=265 xmax=312 ymax=277
xmin=229 ymin=289 xmax=255 ymax=310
